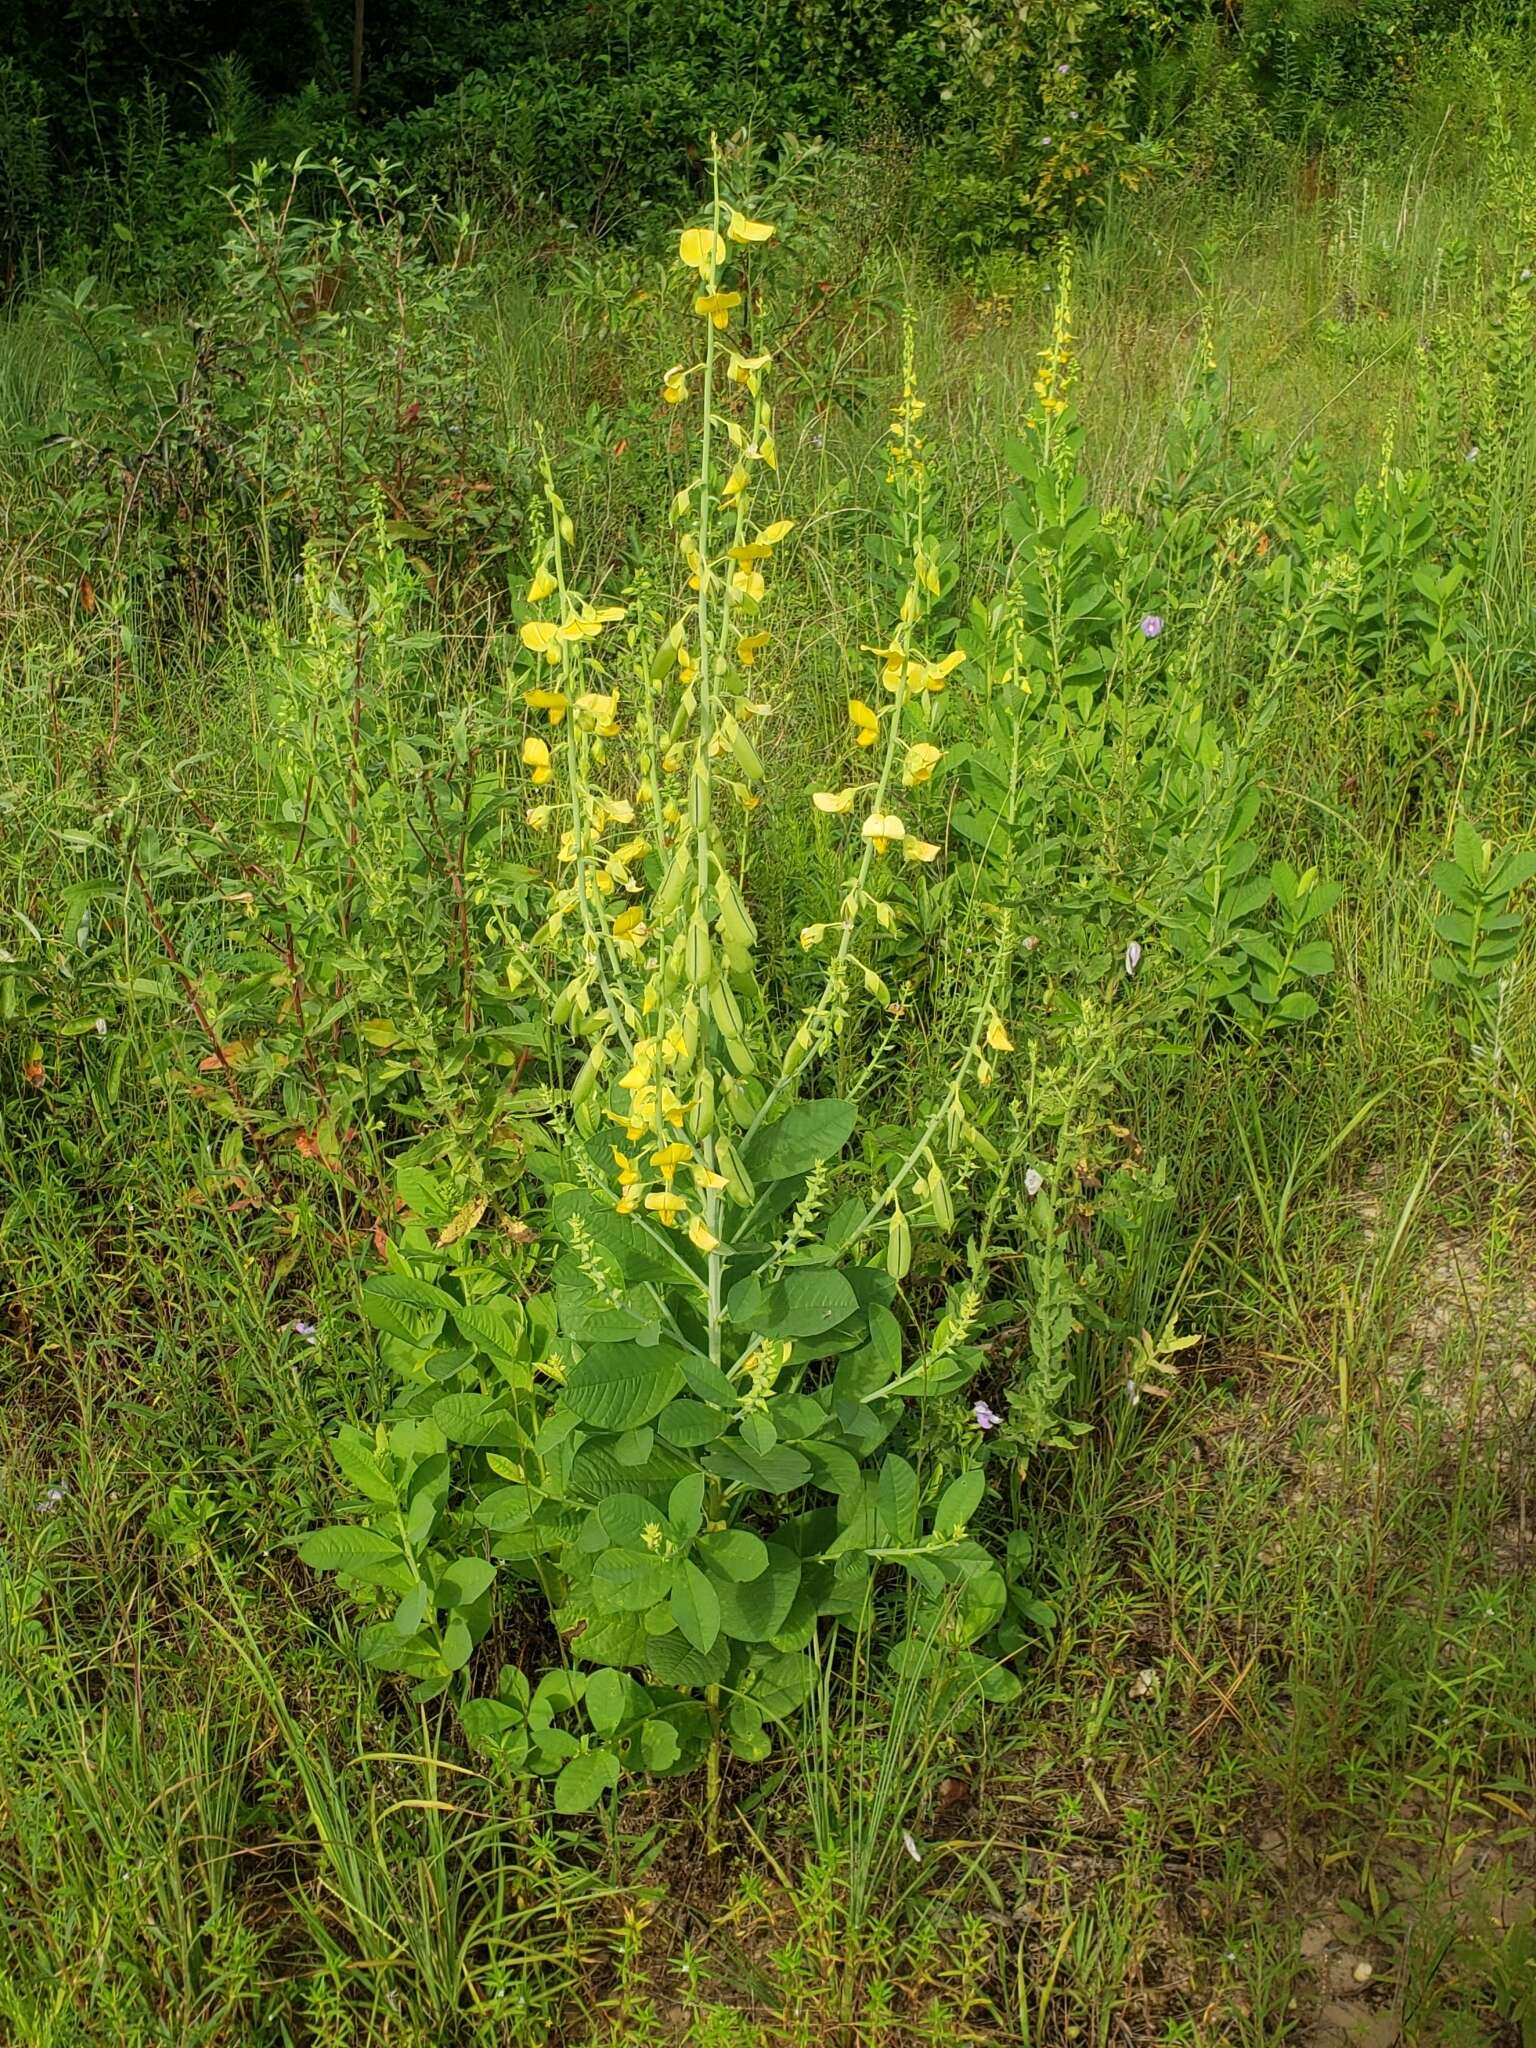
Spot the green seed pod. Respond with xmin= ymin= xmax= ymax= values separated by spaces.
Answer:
xmin=715 ymin=873 xmax=758 ymax=950
xmin=653 ymin=846 xmax=692 ymax=919
xmin=570 ymin=1040 xmax=605 ymax=1107
xmin=709 ymin=976 xmax=746 ymax=1041
xmin=714 ymin=1134 xmax=755 ymax=1206
xmin=723 ymin=1032 xmax=757 ymax=1076
xmin=928 ymin=1163 xmax=955 ymax=1233
xmin=780 ymin=1026 xmax=812 ymax=1079
xmin=695 ymin=1067 xmax=716 ymax=1138
xmin=886 ymin=1202 xmax=912 ymax=1282
xmin=722 ymin=713 xmax=764 ymax=784
xmin=686 ymin=913 xmax=712 ymax=987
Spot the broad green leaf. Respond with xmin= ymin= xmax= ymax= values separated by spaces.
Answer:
xmin=716 ymin=1544 xmax=801 ymax=1641
xmin=593 ymin=1547 xmax=673 ymax=1611
xmin=657 ymin=1398 xmax=727 ymax=1448
xmin=877 ymin=1455 xmax=919 ymax=1544
xmin=437 ymin=1557 xmax=496 ymax=1609
xmin=727 ymin=1697 xmax=772 ymax=1762
xmin=585 ymin=1667 xmax=627 ymax=1735
xmin=299 ymin=1525 xmax=400 ymax=1573
xmin=750 ymin=1648 xmax=818 ymax=1718
xmin=706 ymin=1439 xmax=812 ymax=1494
xmin=562 ymin=1342 xmax=686 ymax=1431
xmin=451 ymin=1296 xmax=524 ymax=1363
xmin=640 ymin=1715 xmax=682 ymax=1770
xmin=669 ymin=1562 xmax=721 ymax=1652
xmin=932 ymin=1467 xmax=986 ymax=1537
xmin=745 ymin=1099 xmax=856 ymax=1181
xmin=362 ymin=1273 xmax=449 ymax=1347
xmin=668 ymin=1471 xmax=706 ymax=1536
xmin=697 ymin=1528 xmax=769 ymax=1582
xmin=330 ymin=1430 xmax=395 ymax=1504
xmin=554 ymin=1748 xmax=621 ymax=1814
xmin=646 ymin=1628 xmax=730 ymax=1688
xmin=730 ymin=1267 xmax=858 ymax=1341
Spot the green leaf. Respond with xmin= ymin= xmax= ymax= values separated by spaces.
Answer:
xmin=554 ymin=1749 xmax=621 ymax=1814
xmin=592 ymin=1548 xmax=673 ymax=1611
xmin=706 ymin=1439 xmax=813 ymax=1494
xmin=362 ymin=1273 xmax=449 ymax=1347
xmin=669 ymin=1562 xmax=722 ymax=1652
xmin=299 ymin=1525 xmax=400 ymax=1573
xmin=716 ymin=1544 xmax=801 ymax=1641
xmin=746 ymin=1099 xmax=856 ymax=1182
xmin=697 ymin=1528 xmax=769 ymax=1582
xmin=730 ymin=1267 xmax=858 ymax=1341
xmin=562 ymin=1343 xmax=687 ymax=1432
xmin=750 ymin=1648 xmax=818 ymax=1719
xmin=646 ymin=1628 xmax=730 ymax=1687
xmin=330 ymin=1430 xmax=395 ymax=1504
xmin=727 ymin=1698 xmax=772 ymax=1763
xmin=585 ymin=1667 xmax=627 ymax=1735
xmin=640 ymin=1715 xmax=682 ymax=1770
xmin=451 ymin=1297 xmax=524 ymax=1363
xmin=437 ymin=1557 xmax=496 ymax=1609
xmin=668 ymin=1472 xmax=706 ymax=1536
xmin=877 ymin=1455 xmax=919 ymax=1544
xmin=657 ymin=1399 xmax=727 ymax=1448
xmin=933 ymin=1467 xmax=986 ymax=1536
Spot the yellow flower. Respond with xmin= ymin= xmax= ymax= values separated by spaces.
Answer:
xmin=731 ymin=567 xmax=766 ymax=603
xmin=920 ymin=649 xmax=966 ymax=693
xmin=812 ymin=788 xmax=855 ymax=814
xmin=520 ymin=620 xmax=560 ymax=657
xmin=986 ymin=1016 xmax=1014 ymax=1052
xmin=613 ymin=905 xmax=648 ymax=947
xmin=691 ymin=1163 xmax=728 ymax=1193
xmin=848 ymin=698 xmax=881 ymax=747
xmin=758 ymin=519 xmax=795 ymax=546
xmin=722 ymin=463 xmax=749 ymax=499
xmin=799 ymin=923 xmax=828 ymax=949
xmin=736 ymin=632 xmax=769 ymax=666
xmin=688 ymin=1214 xmax=721 ymax=1253
xmin=644 ymin=1190 xmax=688 ymax=1227
xmin=727 ymin=211 xmax=776 ymax=244
xmin=662 ymin=364 xmax=690 ymax=404
xmin=678 ymin=226 xmax=726 ymax=273
xmin=727 ymin=350 xmax=772 ymax=384
xmin=903 ymin=742 xmax=943 ymax=787
xmin=575 ymin=692 xmax=620 ymax=736
xmin=521 ymin=736 xmax=552 ymax=786
xmin=861 ymin=812 xmax=905 ymax=854
xmin=612 ymin=1147 xmax=641 ymax=1188
xmin=694 ymin=290 xmax=743 ymax=330
xmin=902 ymin=836 xmax=940 ymax=863
xmin=525 ymin=567 xmax=557 ymax=603
xmin=524 ymin=687 xmax=568 ymax=724
xmin=526 ymin=804 xmax=552 ymax=830
xmin=650 ymin=1141 xmax=693 ymax=1182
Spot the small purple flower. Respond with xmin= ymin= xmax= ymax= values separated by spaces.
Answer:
xmin=973 ymin=1400 xmax=1000 ymax=1432
xmin=290 ymin=1319 xmax=318 ymax=1346
xmin=1056 ymin=60 xmax=1071 ymax=75
xmin=1040 ymin=135 xmax=1052 ymax=146
xmin=1139 ymin=613 xmax=1164 ymax=639
xmin=1024 ymin=1167 xmax=1044 ymax=1198
xmin=1124 ymin=940 xmax=1142 ymax=977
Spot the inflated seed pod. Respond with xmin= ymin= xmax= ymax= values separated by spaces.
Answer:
xmin=927 ymin=1163 xmax=955 ymax=1233
xmin=722 ymin=714 xmax=764 ymax=784
xmin=886 ymin=1202 xmax=912 ymax=1282
xmin=715 ymin=872 xmax=758 ymax=950
xmin=570 ymin=1040 xmax=605 ymax=1108
xmin=713 ymin=1134 xmax=755 ymax=1206
xmin=686 ymin=912 xmax=713 ymax=987
xmin=709 ymin=976 xmax=746 ymax=1041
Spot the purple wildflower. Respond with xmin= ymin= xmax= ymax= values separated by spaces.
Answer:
xmin=290 ymin=1319 xmax=318 ymax=1346
xmin=973 ymin=1400 xmax=1000 ymax=1432
xmin=1056 ymin=60 xmax=1071 ymax=75
xmin=1140 ymin=613 xmax=1164 ymax=639
xmin=1124 ymin=940 xmax=1143 ymax=977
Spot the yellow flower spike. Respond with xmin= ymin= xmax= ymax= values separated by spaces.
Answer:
xmin=524 ymin=687 xmax=568 ymax=724
xmin=525 ymin=567 xmax=557 ymax=603
xmin=903 ymin=742 xmax=943 ymax=787
xmin=520 ymin=736 xmax=553 ymax=786
xmin=678 ymin=226 xmax=726 ymax=272
xmin=662 ymin=365 xmax=690 ymax=405
xmin=861 ymin=813 xmax=906 ymax=855
xmin=736 ymin=632 xmax=770 ymax=666
xmin=727 ymin=210 xmax=776 ymax=244
xmin=650 ymin=1141 xmax=693 ymax=1182
xmin=694 ymin=290 xmax=743 ymax=330
xmin=848 ymin=698 xmax=881 ymax=747
xmin=986 ymin=1016 xmax=1015 ymax=1052
xmin=644 ymin=1190 xmax=688 ymax=1227
xmin=688 ymin=1214 xmax=721 ymax=1254
xmin=575 ymin=692 xmax=620 ymax=736
xmin=812 ymin=789 xmax=855 ymax=814
xmin=902 ymin=836 xmax=940 ymax=864
xmin=520 ymin=620 xmax=560 ymax=656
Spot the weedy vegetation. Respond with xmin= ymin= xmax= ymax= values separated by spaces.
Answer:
xmin=3 ymin=14 xmax=1536 ymax=2046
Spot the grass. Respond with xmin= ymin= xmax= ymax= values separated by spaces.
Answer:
xmin=3 ymin=76 xmax=1536 ymax=2045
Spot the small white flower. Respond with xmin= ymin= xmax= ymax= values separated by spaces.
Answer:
xmin=94 ymin=1017 xmax=107 ymax=1035
xmin=1126 ymin=1379 xmax=1140 ymax=1406
xmin=901 ymin=1829 xmax=922 ymax=1863
xmin=1024 ymin=1167 xmax=1044 ymax=1198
